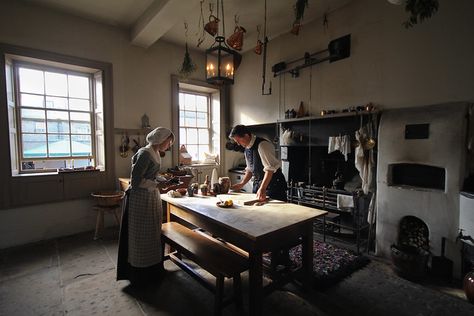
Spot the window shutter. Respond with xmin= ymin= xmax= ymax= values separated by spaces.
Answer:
xmin=5 ymin=58 xmax=18 ymax=175
xmin=93 ymin=70 xmax=105 ymax=171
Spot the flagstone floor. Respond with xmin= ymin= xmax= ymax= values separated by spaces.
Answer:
xmin=1 ymin=227 xmax=473 ymax=316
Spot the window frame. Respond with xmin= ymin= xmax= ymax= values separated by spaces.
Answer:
xmin=13 ymin=60 xmax=97 ymax=173
xmin=0 ymin=43 xmax=115 ymax=209
xmin=178 ymin=88 xmax=213 ymax=162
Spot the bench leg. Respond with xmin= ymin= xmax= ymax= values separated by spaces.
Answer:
xmin=112 ymin=207 xmax=121 ymax=226
xmin=214 ymin=275 xmax=224 ymax=316
xmin=233 ymin=274 xmax=243 ymax=310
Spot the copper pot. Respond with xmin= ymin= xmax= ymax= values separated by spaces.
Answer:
xmin=204 ymin=15 xmax=219 ymax=37
xmin=254 ymin=39 xmax=263 ymax=55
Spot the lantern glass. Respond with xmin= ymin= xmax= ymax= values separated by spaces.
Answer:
xmin=206 ymin=37 xmax=236 ymax=85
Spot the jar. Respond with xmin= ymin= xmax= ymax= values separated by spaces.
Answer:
xmin=218 ymin=177 xmax=231 ymax=193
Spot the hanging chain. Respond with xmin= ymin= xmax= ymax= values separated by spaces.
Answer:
xmin=261 ymin=0 xmax=271 ymax=95
xmin=257 ymin=25 xmax=261 ymax=41
xmin=220 ymin=0 xmax=225 ymax=37
xmin=197 ymin=0 xmax=205 ymax=46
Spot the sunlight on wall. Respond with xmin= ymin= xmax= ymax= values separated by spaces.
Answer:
xmin=239 ymin=112 xmax=259 ymax=125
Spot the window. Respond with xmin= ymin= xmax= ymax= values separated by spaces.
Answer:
xmin=7 ymin=57 xmax=105 ymax=174
xmin=178 ymin=84 xmax=220 ymax=163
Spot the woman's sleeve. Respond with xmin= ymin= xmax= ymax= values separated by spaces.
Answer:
xmin=130 ymin=151 xmax=155 ymax=189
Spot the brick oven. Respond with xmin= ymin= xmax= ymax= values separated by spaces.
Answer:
xmin=376 ymin=103 xmax=473 ymax=278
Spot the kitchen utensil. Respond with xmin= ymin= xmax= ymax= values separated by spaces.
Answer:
xmin=204 ymin=15 xmax=219 ymax=36
xmin=431 ymin=237 xmax=453 ymax=279
xmin=227 ymin=25 xmax=246 ymax=50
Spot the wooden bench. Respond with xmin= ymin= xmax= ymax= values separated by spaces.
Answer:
xmin=161 ymin=222 xmax=249 ymax=316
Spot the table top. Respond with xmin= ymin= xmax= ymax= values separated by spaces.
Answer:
xmin=161 ymin=192 xmax=327 ymax=240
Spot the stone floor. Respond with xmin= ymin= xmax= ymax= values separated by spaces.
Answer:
xmin=1 ymin=228 xmax=473 ymax=316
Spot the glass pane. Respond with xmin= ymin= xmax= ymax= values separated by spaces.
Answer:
xmin=179 ymin=93 xmax=184 ymax=110
xmin=71 ymin=135 xmax=92 ymax=156
xmin=71 ymin=121 xmax=91 ymax=134
xmin=48 ymin=134 xmax=70 ymax=157
xmin=70 ymin=112 xmax=91 ymax=122
xmin=69 ymin=98 xmax=90 ymax=111
xmin=198 ymin=145 xmax=210 ymax=159
xmin=21 ymin=109 xmax=46 ymax=133
xmin=179 ymin=128 xmax=186 ymax=144
xmin=179 ymin=110 xmax=185 ymax=126
xmin=196 ymin=112 xmax=208 ymax=127
xmin=22 ymin=133 xmax=47 ymax=158
xmin=45 ymin=96 xmax=68 ymax=109
xmin=21 ymin=93 xmax=44 ymax=108
xmin=95 ymin=75 xmax=103 ymax=112
xmin=45 ymin=72 xmax=67 ymax=97
xmin=68 ymin=75 xmax=89 ymax=99
xmin=184 ymin=111 xmax=196 ymax=127
xmin=196 ymin=95 xmax=207 ymax=112
xmin=19 ymin=68 xmax=44 ymax=94
xmin=47 ymin=110 xmax=69 ymax=133
xmin=186 ymin=144 xmax=198 ymax=161
xmin=187 ymin=128 xmax=198 ymax=144
xmin=198 ymin=129 xmax=209 ymax=144
xmin=184 ymin=93 xmax=195 ymax=111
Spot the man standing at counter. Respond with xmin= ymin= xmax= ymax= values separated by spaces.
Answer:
xmin=229 ymin=124 xmax=287 ymax=202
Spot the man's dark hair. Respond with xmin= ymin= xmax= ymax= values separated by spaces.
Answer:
xmin=228 ymin=124 xmax=250 ymax=139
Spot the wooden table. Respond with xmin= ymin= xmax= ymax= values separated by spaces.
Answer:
xmin=161 ymin=192 xmax=326 ymax=316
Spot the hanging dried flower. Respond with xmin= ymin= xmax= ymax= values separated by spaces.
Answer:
xmin=402 ymin=0 xmax=439 ymax=28
xmin=291 ymin=0 xmax=308 ymax=36
xmin=179 ymin=43 xmax=196 ymax=79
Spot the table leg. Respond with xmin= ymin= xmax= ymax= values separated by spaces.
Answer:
xmin=248 ymin=250 xmax=263 ymax=316
xmin=301 ymin=223 xmax=313 ymax=291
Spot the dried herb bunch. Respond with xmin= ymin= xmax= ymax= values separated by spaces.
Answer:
xmin=179 ymin=43 xmax=196 ymax=78
xmin=403 ymin=0 xmax=439 ymax=28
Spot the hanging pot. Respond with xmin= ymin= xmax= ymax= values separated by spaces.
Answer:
xmin=204 ymin=15 xmax=219 ymax=36
xmin=291 ymin=22 xmax=301 ymax=35
xmin=254 ymin=39 xmax=263 ymax=55
xmin=227 ymin=26 xmax=246 ymax=51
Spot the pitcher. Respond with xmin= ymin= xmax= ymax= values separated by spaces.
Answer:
xmin=204 ymin=15 xmax=219 ymax=37
xmin=226 ymin=26 xmax=246 ymax=51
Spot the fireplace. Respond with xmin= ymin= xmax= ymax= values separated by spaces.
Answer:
xmin=376 ymin=103 xmax=473 ymax=278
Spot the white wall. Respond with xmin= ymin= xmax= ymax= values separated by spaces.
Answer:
xmin=0 ymin=0 xmax=206 ymax=248
xmin=231 ymin=0 xmax=474 ymax=125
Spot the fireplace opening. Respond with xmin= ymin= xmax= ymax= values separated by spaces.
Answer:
xmin=388 ymin=163 xmax=445 ymax=191
xmin=391 ymin=216 xmax=430 ymax=280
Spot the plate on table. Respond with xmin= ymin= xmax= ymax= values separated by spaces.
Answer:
xmin=216 ymin=201 xmax=234 ymax=208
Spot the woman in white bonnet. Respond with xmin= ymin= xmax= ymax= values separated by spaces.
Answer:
xmin=117 ymin=127 xmax=176 ymax=286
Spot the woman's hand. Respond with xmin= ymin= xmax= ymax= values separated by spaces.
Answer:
xmin=256 ymin=187 xmax=267 ymax=201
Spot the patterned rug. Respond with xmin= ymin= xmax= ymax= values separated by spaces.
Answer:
xmin=264 ymin=240 xmax=370 ymax=289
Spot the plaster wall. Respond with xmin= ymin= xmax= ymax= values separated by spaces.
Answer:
xmin=230 ymin=0 xmax=474 ymax=125
xmin=0 ymin=0 xmax=205 ymax=248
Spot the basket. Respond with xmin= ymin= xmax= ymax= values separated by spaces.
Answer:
xmin=91 ymin=191 xmax=125 ymax=206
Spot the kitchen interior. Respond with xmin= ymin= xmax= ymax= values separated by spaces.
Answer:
xmin=1 ymin=0 xmax=474 ymax=315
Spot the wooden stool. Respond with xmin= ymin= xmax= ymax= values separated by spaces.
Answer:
xmin=91 ymin=191 xmax=125 ymax=240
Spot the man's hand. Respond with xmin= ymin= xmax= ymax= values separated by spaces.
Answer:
xmin=256 ymin=187 xmax=267 ymax=201
xmin=231 ymin=182 xmax=245 ymax=192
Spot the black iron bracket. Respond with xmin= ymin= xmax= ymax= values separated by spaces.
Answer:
xmin=272 ymin=34 xmax=351 ymax=78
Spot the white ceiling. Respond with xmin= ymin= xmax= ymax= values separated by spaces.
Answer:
xmin=23 ymin=0 xmax=353 ymax=52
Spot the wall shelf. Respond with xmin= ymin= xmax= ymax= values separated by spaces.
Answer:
xmin=277 ymin=110 xmax=379 ymax=124
xmin=114 ymin=127 xmax=152 ymax=135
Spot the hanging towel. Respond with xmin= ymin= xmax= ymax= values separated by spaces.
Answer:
xmin=355 ymin=127 xmax=374 ymax=194
xmin=337 ymin=194 xmax=354 ymax=209
xmin=328 ymin=135 xmax=352 ymax=161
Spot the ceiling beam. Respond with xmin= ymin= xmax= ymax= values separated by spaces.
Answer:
xmin=131 ymin=0 xmax=201 ymax=48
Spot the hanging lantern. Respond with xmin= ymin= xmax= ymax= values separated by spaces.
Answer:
xmin=206 ymin=36 xmax=240 ymax=85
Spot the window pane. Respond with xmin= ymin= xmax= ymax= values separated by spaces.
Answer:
xmin=71 ymin=121 xmax=91 ymax=134
xmin=198 ymin=145 xmax=210 ymax=158
xmin=45 ymin=72 xmax=67 ymax=97
xmin=69 ymin=98 xmax=90 ymax=111
xmin=47 ymin=110 xmax=69 ymax=133
xmin=19 ymin=68 xmax=44 ymax=94
xmin=186 ymin=144 xmax=198 ymax=161
xmin=22 ymin=133 xmax=47 ymax=158
xmin=179 ymin=93 xmax=184 ymax=110
xmin=179 ymin=110 xmax=185 ymax=126
xmin=21 ymin=93 xmax=44 ymax=108
xmin=180 ymin=128 xmax=186 ymax=144
xmin=198 ymin=129 xmax=209 ymax=144
xmin=48 ymin=134 xmax=70 ymax=157
xmin=68 ymin=75 xmax=89 ymax=98
xmin=21 ymin=109 xmax=45 ymax=133
xmin=187 ymin=128 xmax=198 ymax=144
xmin=72 ymin=135 xmax=92 ymax=156
xmin=70 ymin=112 xmax=91 ymax=122
xmin=184 ymin=111 xmax=196 ymax=127
xmin=45 ymin=96 xmax=68 ymax=109
xmin=196 ymin=112 xmax=208 ymax=127
xmin=184 ymin=93 xmax=195 ymax=111
xmin=196 ymin=95 xmax=207 ymax=111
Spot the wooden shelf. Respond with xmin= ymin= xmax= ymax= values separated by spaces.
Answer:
xmin=114 ymin=127 xmax=152 ymax=135
xmin=277 ymin=110 xmax=379 ymax=124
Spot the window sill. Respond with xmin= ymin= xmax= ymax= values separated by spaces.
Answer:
xmin=12 ymin=168 xmax=100 ymax=177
